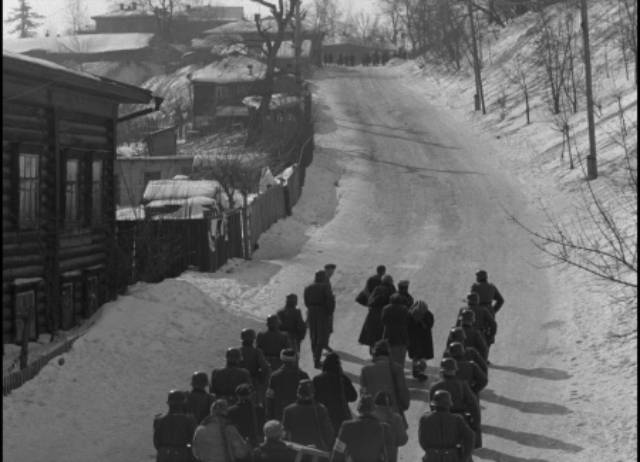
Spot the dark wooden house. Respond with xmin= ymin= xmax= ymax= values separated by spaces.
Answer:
xmin=2 ymin=51 xmax=156 ymax=346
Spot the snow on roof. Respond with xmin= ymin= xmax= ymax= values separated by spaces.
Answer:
xmin=142 ymin=179 xmax=221 ymax=203
xmin=190 ymin=56 xmax=267 ymax=83
xmin=3 ymin=33 xmax=154 ymax=55
xmin=2 ymin=50 xmax=102 ymax=81
xmin=203 ymin=18 xmax=273 ymax=35
xmin=242 ymin=93 xmax=301 ymax=111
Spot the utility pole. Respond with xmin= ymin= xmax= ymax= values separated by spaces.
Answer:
xmin=580 ymin=0 xmax=597 ymax=179
xmin=294 ymin=0 xmax=302 ymax=90
xmin=467 ymin=0 xmax=485 ymax=114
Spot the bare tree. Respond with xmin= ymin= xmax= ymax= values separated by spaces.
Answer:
xmin=308 ymin=0 xmax=342 ymax=39
xmin=502 ymin=53 xmax=531 ymax=124
xmin=66 ymin=0 xmax=88 ymax=34
xmin=616 ymin=0 xmax=637 ymax=85
xmin=378 ymin=0 xmax=404 ymax=46
xmin=143 ymin=0 xmax=182 ymax=41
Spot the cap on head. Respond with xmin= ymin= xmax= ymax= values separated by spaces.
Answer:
xmin=266 ymin=314 xmax=280 ymax=329
xmin=389 ymin=293 xmax=403 ymax=304
xmin=381 ymin=274 xmax=394 ymax=285
xmin=264 ymin=420 xmax=284 ymax=439
xmin=297 ymin=379 xmax=315 ymax=399
xmin=376 ymin=265 xmax=386 ymax=276
xmin=373 ymin=390 xmax=393 ymax=407
xmin=280 ymin=348 xmax=297 ymax=363
xmin=322 ymin=352 xmax=341 ymax=373
xmin=448 ymin=342 xmax=465 ymax=358
xmin=430 ymin=389 xmax=453 ymax=409
xmin=398 ymin=280 xmax=409 ymax=288
xmin=235 ymin=383 xmax=254 ymax=398
xmin=460 ymin=309 xmax=475 ymax=326
xmin=210 ymin=399 xmax=229 ymax=416
xmin=285 ymin=293 xmax=298 ymax=304
xmin=357 ymin=394 xmax=375 ymax=414
xmin=226 ymin=347 xmax=242 ymax=364
xmin=467 ymin=292 xmax=479 ymax=305
xmin=191 ymin=371 xmax=209 ymax=389
xmin=372 ymin=340 xmax=390 ymax=357
xmin=167 ymin=389 xmax=185 ymax=406
xmin=440 ymin=357 xmax=458 ymax=376
xmin=324 ymin=263 xmax=336 ymax=271
xmin=476 ymin=270 xmax=488 ymax=281
xmin=241 ymin=328 xmax=256 ymax=342
xmin=314 ymin=270 xmax=327 ymax=283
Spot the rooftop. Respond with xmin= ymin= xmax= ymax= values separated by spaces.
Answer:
xmin=3 ymin=33 xmax=155 ymax=55
xmin=190 ymin=56 xmax=267 ymax=83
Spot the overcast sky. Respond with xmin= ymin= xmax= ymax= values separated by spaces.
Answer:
xmin=2 ymin=0 xmax=377 ymax=38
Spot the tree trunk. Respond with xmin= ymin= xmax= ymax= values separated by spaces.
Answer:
xmin=524 ymin=88 xmax=530 ymax=124
xmin=580 ymin=0 xmax=598 ymax=179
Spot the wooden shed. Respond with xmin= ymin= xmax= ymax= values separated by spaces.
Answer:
xmin=2 ymin=51 xmax=156 ymax=345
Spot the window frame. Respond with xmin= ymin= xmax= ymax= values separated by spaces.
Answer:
xmin=91 ymin=158 xmax=103 ymax=226
xmin=17 ymin=150 xmax=41 ymax=230
xmin=13 ymin=285 xmax=38 ymax=342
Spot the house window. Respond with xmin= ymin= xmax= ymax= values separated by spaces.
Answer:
xmin=92 ymin=160 xmax=103 ymax=224
xmin=14 ymin=289 xmax=37 ymax=342
xmin=65 ymin=159 xmax=80 ymax=223
xmin=19 ymin=153 xmax=39 ymax=229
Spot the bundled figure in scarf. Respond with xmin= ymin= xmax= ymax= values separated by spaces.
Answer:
xmin=407 ymin=300 xmax=434 ymax=381
xmin=358 ymin=274 xmax=396 ymax=350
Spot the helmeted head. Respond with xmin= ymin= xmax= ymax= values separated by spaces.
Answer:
xmin=389 ymin=293 xmax=404 ymax=305
xmin=448 ymin=342 xmax=465 ymax=359
xmin=372 ymin=340 xmax=390 ymax=358
xmin=263 ymin=420 xmax=284 ymax=440
xmin=235 ymin=383 xmax=254 ymax=401
xmin=459 ymin=309 xmax=475 ymax=326
xmin=467 ymin=292 xmax=480 ymax=305
xmin=373 ymin=390 xmax=393 ymax=408
xmin=476 ymin=270 xmax=488 ymax=282
xmin=440 ymin=357 xmax=458 ymax=377
xmin=266 ymin=314 xmax=280 ymax=330
xmin=357 ymin=394 xmax=375 ymax=415
xmin=430 ymin=390 xmax=453 ymax=410
xmin=297 ymin=379 xmax=315 ymax=400
xmin=167 ymin=389 xmax=185 ymax=408
xmin=376 ymin=265 xmax=386 ymax=276
xmin=191 ymin=371 xmax=209 ymax=390
xmin=381 ymin=274 xmax=394 ymax=286
xmin=210 ymin=399 xmax=229 ymax=417
xmin=225 ymin=347 xmax=242 ymax=366
xmin=314 ymin=270 xmax=327 ymax=283
xmin=398 ymin=280 xmax=409 ymax=292
xmin=241 ymin=328 xmax=256 ymax=344
xmin=280 ymin=348 xmax=298 ymax=365
xmin=322 ymin=352 xmax=342 ymax=374
xmin=285 ymin=293 xmax=298 ymax=307
xmin=449 ymin=327 xmax=466 ymax=343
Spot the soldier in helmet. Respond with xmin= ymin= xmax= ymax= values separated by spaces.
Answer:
xmin=210 ymin=348 xmax=252 ymax=405
xmin=227 ymin=383 xmax=266 ymax=448
xmin=471 ymin=270 xmax=504 ymax=316
xmin=239 ymin=328 xmax=271 ymax=406
xmin=265 ymin=348 xmax=309 ymax=421
xmin=418 ymin=390 xmax=475 ymax=462
xmin=447 ymin=342 xmax=487 ymax=396
xmin=464 ymin=292 xmax=497 ymax=355
xmin=276 ymin=294 xmax=307 ymax=353
xmin=430 ymin=358 xmax=482 ymax=450
xmin=257 ymin=315 xmax=291 ymax=372
xmin=444 ymin=327 xmax=487 ymax=375
xmin=304 ymin=270 xmax=336 ymax=368
xmin=153 ymin=390 xmax=197 ymax=462
xmin=186 ymin=371 xmax=216 ymax=425
xmin=455 ymin=310 xmax=489 ymax=361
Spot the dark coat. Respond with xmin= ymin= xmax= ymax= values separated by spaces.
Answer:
xmin=312 ymin=371 xmax=358 ymax=431
xmin=265 ymin=365 xmax=310 ymax=421
xmin=461 ymin=326 xmax=488 ymax=360
xmin=276 ymin=306 xmax=307 ymax=347
xmin=395 ymin=290 xmax=414 ymax=308
xmin=365 ymin=274 xmax=382 ymax=294
xmin=282 ymin=399 xmax=335 ymax=451
xmin=418 ymin=411 xmax=475 ymax=460
xmin=330 ymin=415 xmax=394 ymax=462
xmin=463 ymin=304 xmax=498 ymax=344
xmin=303 ymin=282 xmax=335 ymax=316
xmin=381 ymin=302 xmax=410 ymax=346
xmin=360 ymin=357 xmax=410 ymax=413
xmin=239 ymin=344 xmax=271 ymax=384
xmin=253 ymin=439 xmax=297 ymax=462
xmin=256 ymin=330 xmax=290 ymax=371
xmin=210 ymin=366 xmax=252 ymax=401
xmin=471 ymin=281 xmax=504 ymax=314
xmin=407 ymin=309 xmax=434 ymax=360
xmin=443 ymin=346 xmax=487 ymax=375
xmin=185 ymin=389 xmax=216 ymax=425
xmin=454 ymin=358 xmax=488 ymax=395
xmin=153 ymin=411 xmax=197 ymax=462
xmin=227 ymin=400 xmax=265 ymax=447
xmin=358 ymin=282 xmax=395 ymax=346
xmin=429 ymin=377 xmax=481 ymax=448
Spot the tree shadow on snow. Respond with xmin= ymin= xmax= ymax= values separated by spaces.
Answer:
xmin=481 ymin=425 xmax=583 ymax=453
xmin=489 ymin=364 xmax=572 ymax=381
xmin=473 ymin=447 xmax=550 ymax=462
xmin=480 ymin=389 xmax=572 ymax=416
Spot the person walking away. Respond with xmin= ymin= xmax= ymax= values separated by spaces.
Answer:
xmin=154 ymin=390 xmax=197 ymax=462
xmin=355 ymin=265 xmax=385 ymax=307
xmin=257 ymin=315 xmax=290 ymax=372
xmin=312 ymin=352 xmax=358 ymax=432
xmin=253 ymin=420 xmax=298 ymax=462
xmin=265 ymin=348 xmax=310 ymax=421
xmin=418 ymin=390 xmax=475 ymax=462
xmin=395 ymin=280 xmax=414 ymax=307
xmin=372 ymin=391 xmax=408 ymax=462
xmin=358 ymin=274 xmax=396 ymax=351
xmin=447 ymin=342 xmax=488 ymax=397
xmin=443 ymin=336 xmax=487 ymax=376
xmin=324 ymin=263 xmax=337 ymax=351
xmin=282 ymin=379 xmax=335 ymax=453
xmin=360 ymin=340 xmax=410 ymax=419
xmin=192 ymin=399 xmax=251 ymax=462
xmin=471 ymin=269 xmax=503 ymax=362
xmin=304 ymin=270 xmax=335 ymax=369
xmin=185 ymin=372 xmax=216 ymax=425
xmin=381 ymin=293 xmax=411 ymax=368
xmin=276 ymin=294 xmax=307 ymax=353
xmin=210 ymin=348 xmax=252 ymax=405
xmin=330 ymin=395 xmax=394 ymax=462
xmin=239 ymin=328 xmax=271 ymax=406
xmin=407 ymin=300 xmax=434 ymax=381
xmin=227 ymin=383 xmax=266 ymax=448
xmin=464 ymin=293 xmax=497 ymax=354
xmin=456 ymin=310 xmax=489 ymax=361
xmin=429 ymin=358 xmax=482 ymax=450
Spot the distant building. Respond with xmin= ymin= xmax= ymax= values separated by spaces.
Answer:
xmin=322 ymin=42 xmax=393 ymax=65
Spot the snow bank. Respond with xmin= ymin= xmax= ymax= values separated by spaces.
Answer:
xmin=2 ymin=280 xmax=262 ymax=462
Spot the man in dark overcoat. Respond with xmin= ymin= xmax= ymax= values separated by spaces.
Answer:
xmin=304 ymin=270 xmax=335 ymax=368
xmin=227 ymin=383 xmax=265 ymax=448
xmin=277 ymin=294 xmax=307 ymax=353
xmin=464 ymin=292 xmax=497 ymax=350
xmin=418 ymin=390 xmax=475 ymax=462
xmin=471 ymin=270 xmax=504 ymax=316
xmin=443 ymin=336 xmax=487 ymax=375
xmin=358 ymin=274 xmax=396 ymax=349
xmin=185 ymin=371 xmax=216 ymax=425
xmin=153 ymin=390 xmax=197 ymax=462
xmin=312 ymin=352 xmax=358 ymax=432
xmin=457 ymin=310 xmax=489 ymax=361
xmin=381 ymin=293 xmax=411 ymax=367
xmin=395 ymin=280 xmax=414 ymax=307
xmin=265 ymin=349 xmax=310 ymax=421
xmin=239 ymin=328 xmax=271 ymax=406
xmin=257 ymin=315 xmax=291 ymax=372
xmin=324 ymin=263 xmax=337 ymax=350
xmin=407 ymin=300 xmax=434 ymax=381
xmin=447 ymin=342 xmax=488 ymax=397
xmin=210 ymin=348 xmax=252 ymax=405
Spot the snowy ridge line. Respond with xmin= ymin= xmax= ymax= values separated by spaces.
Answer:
xmin=3 ymin=338 xmax=74 ymax=396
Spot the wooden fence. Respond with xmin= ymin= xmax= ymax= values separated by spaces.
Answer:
xmin=248 ymin=185 xmax=287 ymax=251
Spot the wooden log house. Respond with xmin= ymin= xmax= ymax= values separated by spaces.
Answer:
xmin=2 ymin=51 xmax=156 ymax=346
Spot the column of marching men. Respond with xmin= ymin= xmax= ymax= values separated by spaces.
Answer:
xmin=153 ymin=264 xmax=504 ymax=462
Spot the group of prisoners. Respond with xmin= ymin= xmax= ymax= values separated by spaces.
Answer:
xmin=153 ymin=264 xmax=504 ymax=461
